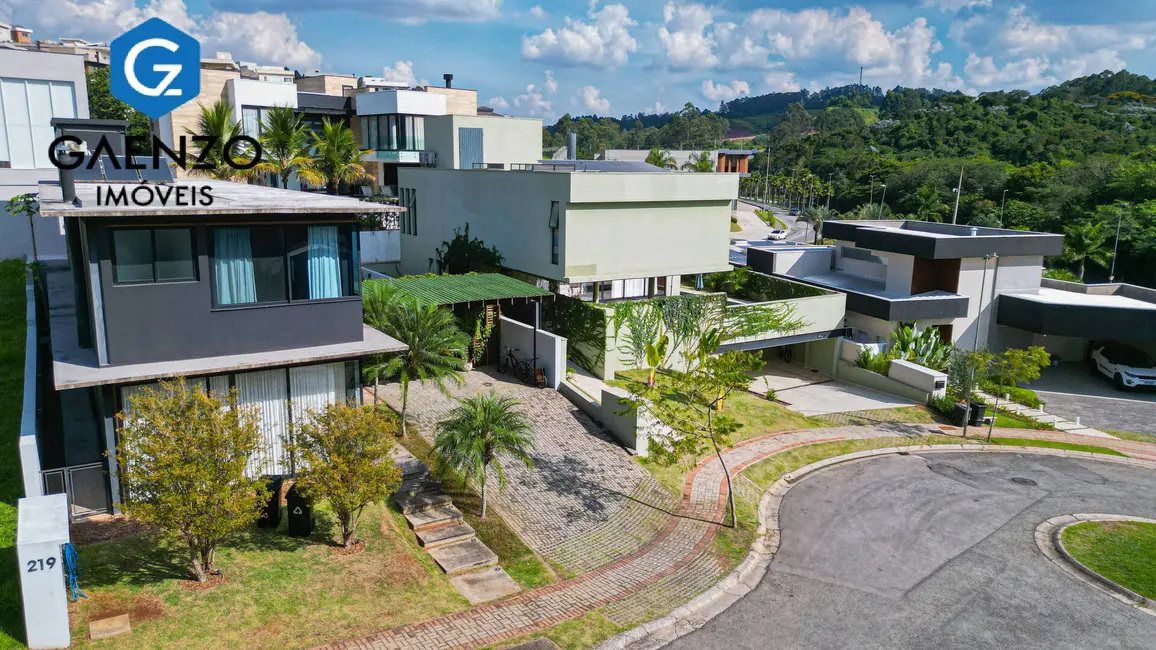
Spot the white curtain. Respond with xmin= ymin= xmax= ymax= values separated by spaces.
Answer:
xmin=289 ymin=362 xmax=346 ymax=426
xmin=236 ymin=369 xmax=289 ymax=477
xmin=623 ymin=278 xmax=649 ymax=298
xmin=209 ymin=375 xmax=230 ymax=399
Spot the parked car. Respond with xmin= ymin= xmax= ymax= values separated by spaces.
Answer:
xmin=766 ymin=229 xmax=789 ymax=241
xmin=788 ymin=206 xmax=800 ymax=216
xmin=1090 ymin=342 xmax=1156 ymax=390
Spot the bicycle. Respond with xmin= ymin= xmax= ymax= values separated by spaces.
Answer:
xmin=498 ymin=347 xmax=538 ymax=383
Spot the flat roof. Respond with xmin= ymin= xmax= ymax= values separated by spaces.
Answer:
xmin=382 ymin=274 xmax=552 ymax=306
xmin=45 ymin=264 xmax=406 ymax=389
xmin=800 ymin=271 xmax=963 ymax=301
xmin=1010 ymin=288 xmax=1156 ymax=310
xmin=823 ymin=219 xmax=1064 ymax=260
xmin=37 ymin=179 xmax=402 ymax=218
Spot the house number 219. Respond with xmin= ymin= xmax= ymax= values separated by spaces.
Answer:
xmin=26 ymin=557 xmax=57 ymax=572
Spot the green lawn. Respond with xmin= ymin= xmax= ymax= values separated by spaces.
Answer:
xmin=1103 ymin=429 xmax=1156 ymax=445
xmin=0 ymin=259 xmax=27 ymax=649
xmin=401 ymin=432 xmax=559 ymax=588
xmin=987 ymin=408 xmax=1054 ymax=430
xmin=1062 ymin=521 xmax=1156 ymax=600
xmin=985 ymin=437 xmax=1126 ymax=456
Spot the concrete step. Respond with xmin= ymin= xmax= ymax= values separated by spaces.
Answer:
xmin=405 ymin=504 xmax=464 ymax=531
xmin=416 ymin=522 xmax=476 ymax=549
xmin=397 ymin=475 xmax=441 ymax=496
xmin=449 ymin=566 xmax=522 ymax=605
xmin=392 ymin=447 xmax=430 ymax=480
xmin=394 ymin=490 xmax=453 ymax=514
xmin=427 ymin=538 xmax=499 ymax=575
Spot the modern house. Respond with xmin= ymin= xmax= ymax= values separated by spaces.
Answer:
xmin=31 ymin=120 xmax=407 ymax=518
xmin=748 ymin=220 xmax=1070 ymax=351
xmin=0 ymin=47 xmax=89 ymax=261
xmin=601 ymin=148 xmax=756 ymax=173
xmin=294 ymin=71 xmax=358 ymax=97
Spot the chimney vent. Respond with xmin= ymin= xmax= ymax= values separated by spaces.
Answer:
xmin=443 ymin=73 xmax=453 ymax=88
xmin=566 ymin=132 xmax=577 ymax=160
xmin=969 ymin=227 xmax=978 ymax=237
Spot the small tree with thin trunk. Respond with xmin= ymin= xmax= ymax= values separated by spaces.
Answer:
xmin=985 ymin=346 xmax=1050 ymax=441
xmin=434 ymin=391 xmax=535 ymax=518
xmin=117 ymin=378 xmax=268 ymax=582
xmin=287 ymin=403 xmax=403 ymax=548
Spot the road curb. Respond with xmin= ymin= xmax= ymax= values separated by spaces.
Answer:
xmin=1036 ymin=514 xmax=1156 ymax=616
xmin=597 ymin=444 xmax=1156 ymax=650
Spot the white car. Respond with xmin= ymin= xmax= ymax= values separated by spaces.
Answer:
xmin=1090 ymin=342 xmax=1156 ymax=390
xmin=766 ymin=229 xmax=789 ymax=241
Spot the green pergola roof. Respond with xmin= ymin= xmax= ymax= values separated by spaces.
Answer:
xmin=381 ymin=274 xmax=552 ymax=306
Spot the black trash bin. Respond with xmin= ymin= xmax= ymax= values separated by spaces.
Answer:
xmin=258 ymin=477 xmax=283 ymax=529
xmin=286 ymin=484 xmax=314 ymax=537
xmin=952 ymin=403 xmax=969 ymax=427
xmin=968 ymin=401 xmax=987 ymax=427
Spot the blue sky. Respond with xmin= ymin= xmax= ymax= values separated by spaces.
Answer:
xmin=5 ymin=1 xmax=1156 ymax=123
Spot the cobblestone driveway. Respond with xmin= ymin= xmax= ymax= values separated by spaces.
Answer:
xmin=375 ymin=369 xmax=676 ymax=572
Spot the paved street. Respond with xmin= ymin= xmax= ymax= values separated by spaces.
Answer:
xmin=732 ymin=201 xmax=811 ymax=243
xmin=1027 ymin=363 xmax=1156 ymax=434
xmin=668 ymin=452 xmax=1156 ymax=650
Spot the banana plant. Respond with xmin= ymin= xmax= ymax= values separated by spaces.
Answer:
xmin=645 ymin=334 xmax=670 ymax=387
xmin=891 ymin=323 xmax=950 ymax=370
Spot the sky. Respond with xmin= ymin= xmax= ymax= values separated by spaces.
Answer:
xmin=3 ymin=0 xmax=1156 ymax=124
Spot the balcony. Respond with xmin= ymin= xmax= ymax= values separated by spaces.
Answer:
xmin=362 ymin=149 xmax=438 ymax=166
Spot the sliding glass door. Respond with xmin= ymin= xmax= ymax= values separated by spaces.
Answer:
xmin=212 ymin=224 xmax=354 ymax=307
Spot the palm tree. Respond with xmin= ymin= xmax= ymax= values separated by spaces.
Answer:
xmin=682 ymin=151 xmax=716 ymax=173
xmin=913 ymin=184 xmax=947 ymax=222
xmin=853 ymin=202 xmax=890 ymax=220
xmin=434 ymin=391 xmax=535 ymax=518
xmin=255 ymin=105 xmax=313 ymax=189
xmin=298 ymin=117 xmax=374 ymax=194
xmin=362 ymin=293 xmax=468 ymax=436
xmin=798 ymin=206 xmax=833 ymax=243
xmin=1061 ymin=221 xmax=1112 ymax=281
xmin=185 ymin=100 xmax=257 ymax=181
xmin=645 ymin=147 xmax=676 ymax=170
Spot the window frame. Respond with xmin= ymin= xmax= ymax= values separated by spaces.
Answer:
xmin=209 ymin=222 xmax=360 ymax=310
xmin=110 ymin=226 xmax=198 ymax=286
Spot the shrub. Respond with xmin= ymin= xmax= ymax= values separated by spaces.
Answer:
xmin=980 ymin=380 xmax=1042 ymax=408
xmin=1043 ymin=267 xmax=1082 ymax=283
xmin=855 ymin=347 xmax=893 ymax=375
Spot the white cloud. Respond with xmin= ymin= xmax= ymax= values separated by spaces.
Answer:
xmin=487 ymin=96 xmax=511 ymax=109
xmin=529 ymin=6 xmax=547 ymax=20
xmin=643 ymin=102 xmax=668 ymax=114
xmin=380 ymin=61 xmax=417 ymax=86
xmin=862 ymin=16 xmax=963 ymax=89
xmin=920 ymin=0 xmax=992 ymax=12
xmin=701 ymin=79 xmax=750 ymax=102
xmin=656 ymin=1 xmax=717 ymax=70
xmin=544 ymin=70 xmax=558 ymax=94
xmin=522 ymin=1 xmax=638 ymax=70
xmin=513 ymin=83 xmax=552 ymax=117
xmin=1051 ymin=49 xmax=1128 ymax=81
xmin=3 ymin=0 xmax=321 ymax=68
xmin=999 ymin=6 xmax=1147 ymax=57
xmin=763 ymin=69 xmax=801 ymax=92
xmin=138 ymin=0 xmax=504 ymax=24
xmin=581 ymin=85 xmax=610 ymax=112
xmin=964 ymin=53 xmax=1053 ymax=88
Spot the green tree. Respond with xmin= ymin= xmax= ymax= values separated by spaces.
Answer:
xmin=299 ymin=117 xmax=373 ymax=194
xmin=946 ymin=346 xmax=993 ymax=436
xmin=255 ymin=105 xmax=313 ymax=189
xmin=86 ymin=67 xmax=151 ymax=148
xmin=362 ymin=293 xmax=468 ymax=436
xmin=756 ymin=208 xmax=789 ymax=230
xmin=1061 ymin=220 xmax=1112 ymax=281
xmin=682 ymin=151 xmax=716 ymax=172
xmin=912 ymin=184 xmax=948 ymax=222
xmin=434 ymin=391 xmax=535 ymax=518
xmin=186 ymin=100 xmax=258 ymax=181
xmin=985 ymin=346 xmax=1050 ymax=440
xmin=798 ymin=206 xmax=833 ymax=243
xmin=5 ymin=194 xmax=38 ymax=261
xmin=435 ymin=223 xmax=505 ymax=274
xmin=288 ymin=403 xmax=403 ymax=548
xmin=116 ymin=378 xmax=268 ymax=582
xmin=645 ymin=147 xmax=676 ymax=169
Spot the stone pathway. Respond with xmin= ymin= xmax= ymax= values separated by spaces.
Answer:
xmin=975 ymin=389 xmax=1114 ymax=438
xmin=375 ymin=369 xmax=665 ymax=574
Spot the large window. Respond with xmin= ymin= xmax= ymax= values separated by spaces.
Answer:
xmin=212 ymin=224 xmax=356 ymax=307
xmin=359 ymin=115 xmax=425 ymax=151
xmin=0 ymin=78 xmax=76 ymax=169
xmin=112 ymin=228 xmax=196 ymax=284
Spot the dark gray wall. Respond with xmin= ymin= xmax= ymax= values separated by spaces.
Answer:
xmin=88 ymin=215 xmax=363 ymax=366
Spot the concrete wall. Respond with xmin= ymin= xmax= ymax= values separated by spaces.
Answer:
xmin=424 ymin=87 xmax=477 ymax=116
xmin=0 ymin=49 xmax=89 ymax=261
xmin=803 ymin=337 xmax=841 ymax=377
xmin=360 ymin=230 xmax=400 ymax=263
xmin=1030 ymin=333 xmax=1085 ymax=362
xmin=226 ymin=78 xmax=298 ymax=124
xmin=888 ymin=358 xmax=947 ymax=399
xmin=763 ymin=247 xmax=833 ymax=277
xmin=355 ymin=89 xmax=446 ymax=116
xmin=425 ymin=114 xmax=542 ymax=170
xmin=294 ymin=75 xmax=356 ymax=97
xmin=498 ymin=315 xmax=567 ymax=389
xmin=845 ymin=311 xmax=898 ymax=344
xmin=20 ymin=276 xmax=42 ymax=497
xmin=835 ymin=244 xmax=887 ymax=282
xmin=728 ymin=291 xmax=847 ymax=348
xmin=837 ymin=362 xmax=930 ymax=403
xmin=558 ymin=381 xmax=660 ymax=457
xmin=396 ymin=168 xmax=736 ymax=283
xmin=993 ymin=255 xmax=1044 ymax=294
xmin=884 ymin=252 xmax=914 ymax=294
xmin=952 ymin=257 xmax=994 ymax=346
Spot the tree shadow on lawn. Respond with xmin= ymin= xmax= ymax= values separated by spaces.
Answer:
xmin=79 ymin=512 xmax=341 ymax=588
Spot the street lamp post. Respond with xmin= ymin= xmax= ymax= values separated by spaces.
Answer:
xmin=1000 ymin=189 xmax=1008 ymax=223
xmin=1111 ymin=202 xmax=1127 ymax=282
xmin=869 ymin=174 xmax=875 ymax=204
xmin=879 ymin=184 xmax=887 ymax=210
xmin=950 ymin=166 xmax=965 ymax=224
xmin=826 ymin=173 xmax=833 ymax=209
xmin=962 ymin=252 xmax=996 ymax=438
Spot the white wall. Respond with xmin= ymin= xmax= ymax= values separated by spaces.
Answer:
xmin=360 ymin=230 xmax=400 ymax=263
xmin=768 ymin=247 xmax=833 ymax=277
xmin=498 ymin=316 xmax=567 ymax=389
xmin=952 ymin=257 xmax=994 ymax=346
xmin=225 ymin=78 xmax=297 ymax=123
xmin=835 ymin=244 xmax=887 ymax=282
xmin=355 ymin=89 xmax=446 ymax=116
xmin=425 ymin=115 xmax=542 ymax=170
xmin=884 ymin=252 xmax=914 ymax=294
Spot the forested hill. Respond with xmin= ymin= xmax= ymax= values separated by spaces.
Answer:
xmin=542 ymin=70 xmax=1156 ymax=287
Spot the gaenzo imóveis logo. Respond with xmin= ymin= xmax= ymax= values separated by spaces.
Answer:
xmin=51 ymin=17 xmax=262 ymax=209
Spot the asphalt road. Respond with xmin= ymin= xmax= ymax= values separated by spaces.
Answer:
xmin=1027 ymin=363 xmax=1156 ymax=434
xmin=733 ymin=200 xmax=812 ymax=243
xmin=668 ymin=452 xmax=1156 ymax=650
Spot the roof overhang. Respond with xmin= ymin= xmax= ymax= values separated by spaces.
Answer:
xmin=997 ymin=293 xmax=1156 ymax=340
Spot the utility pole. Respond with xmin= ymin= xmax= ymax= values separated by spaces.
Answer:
xmin=869 ymin=174 xmax=875 ymax=204
xmin=962 ymin=252 xmax=996 ymax=438
xmin=879 ymin=184 xmax=887 ymax=210
xmin=1000 ymin=189 xmax=1008 ymax=223
xmin=951 ymin=165 xmax=964 ymax=224
xmin=859 ymin=66 xmax=863 ymax=88
xmin=763 ymin=144 xmax=771 ymax=204
xmin=1111 ymin=202 xmax=1127 ymax=282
